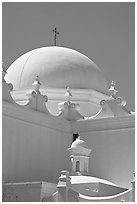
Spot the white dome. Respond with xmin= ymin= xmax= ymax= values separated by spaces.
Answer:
xmin=6 ymin=46 xmax=109 ymax=94
xmin=71 ymin=137 xmax=87 ymax=148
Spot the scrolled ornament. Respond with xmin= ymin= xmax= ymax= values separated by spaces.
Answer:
xmin=31 ymin=91 xmax=37 ymax=97
xmin=71 ymin=103 xmax=75 ymax=108
xmin=7 ymin=83 xmax=13 ymax=91
xmin=58 ymin=102 xmax=65 ymax=110
xmin=100 ymin=99 xmax=106 ymax=106
xmin=115 ymin=97 xmax=123 ymax=105
xmin=43 ymin=95 xmax=48 ymax=102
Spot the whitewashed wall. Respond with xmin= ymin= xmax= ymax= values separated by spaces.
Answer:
xmin=72 ymin=116 xmax=135 ymax=189
xmin=2 ymin=101 xmax=135 ymax=189
xmin=2 ymin=102 xmax=72 ymax=183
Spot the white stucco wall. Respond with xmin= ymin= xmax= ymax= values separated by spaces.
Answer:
xmin=2 ymin=102 xmax=72 ymax=183
xmin=3 ymin=182 xmax=57 ymax=202
xmin=3 ymin=182 xmax=42 ymax=202
xmin=2 ymin=101 xmax=135 ymax=189
xmin=73 ymin=118 xmax=135 ymax=189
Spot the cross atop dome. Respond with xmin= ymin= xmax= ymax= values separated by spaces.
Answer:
xmin=52 ymin=27 xmax=59 ymax=46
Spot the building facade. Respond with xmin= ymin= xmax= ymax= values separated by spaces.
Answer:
xmin=2 ymin=46 xmax=135 ymax=202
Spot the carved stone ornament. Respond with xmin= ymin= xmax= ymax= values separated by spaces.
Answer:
xmin=32 ymin=75 xmax=41 ymax=93
xmin=64 ymin=86 xmax=73 ymax=103
xmin=2 ymin=68 xmax=15 ymax=103
xmin=57 ymin=170 xmax=71 ymax=187
xmin=109 ymin=81 xmax=118 ymax=98
xmin=98 ymin=80 xmax=131 ymax=117
xmin=116 ymin=97 xmax=126 ymax=106
xmin=57 ymin=87 xmax=84 ymax=121
xmin=115 ymin=97 xmax=123 ymax=105
xmin=100 ymin=99 xmax=106 ymax=106
xmin=25 ymin=75 xmax=50 ymax=114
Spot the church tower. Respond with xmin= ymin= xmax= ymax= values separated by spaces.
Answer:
xmin=68 ymin=135 xmax=91 ymax=175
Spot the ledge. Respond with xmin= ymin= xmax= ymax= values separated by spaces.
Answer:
xmin=2 ymin=101 xmax=135 ymax=133
xmin=10 ymin=87 xmax=110 ymax=105
xmin=71 ymin=114 xmax=135 ymax=132
xmin=2 ymin=101 xmax=71 ymax=133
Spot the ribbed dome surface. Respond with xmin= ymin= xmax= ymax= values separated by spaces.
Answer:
xmin=6 ymin=46 xmax=109 ymax=94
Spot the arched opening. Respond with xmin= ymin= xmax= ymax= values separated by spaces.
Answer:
xmin=76 ymin=161 xmax=80 ymax=172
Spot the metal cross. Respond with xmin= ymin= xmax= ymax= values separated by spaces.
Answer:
xmin=52 ymin=27 xmax=59 ymax=46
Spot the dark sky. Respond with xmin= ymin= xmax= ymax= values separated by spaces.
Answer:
xmin=2 ymin=2 xmax=135 ymax=110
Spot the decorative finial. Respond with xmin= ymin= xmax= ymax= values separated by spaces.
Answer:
xmin=109 ymin=81 xmax=118 ymax=98
xmin=64 ymin=87 xmax=72 ymax=103
xmin=32 ymin=75 xmax=41 ymax=93
xmin=52 ymin=27 xmax=59 ymax=46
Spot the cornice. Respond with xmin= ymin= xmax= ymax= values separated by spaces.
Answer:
xmin=2 ymin=101 xmax=71 ymax=133
xmin=2 ymin=101 xmax=135 ymax=134
xmin=10 ymin=88 xmax=110 ymax=105
xmin=71 ymin=115 xmax=135 ymax=133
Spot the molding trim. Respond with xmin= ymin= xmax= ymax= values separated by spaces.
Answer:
xmin=2 ymin=101 xmax=71 ymax=133
xmin=2 ymin=101 xmax=135 ymax=133
xmin=71 ymin=115 xmax=135 ymax=133
xmin=10 ymin=87 xmax=110 ymax=105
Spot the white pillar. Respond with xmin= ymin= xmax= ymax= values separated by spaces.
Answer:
xmin=57 ymin=170 xmax=71 ymax=202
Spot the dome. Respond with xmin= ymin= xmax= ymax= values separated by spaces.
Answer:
xmin=5 ymin=46 xmax=109 ymax=94
xmin=71 ymin=137 xmax=87 ymax=148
